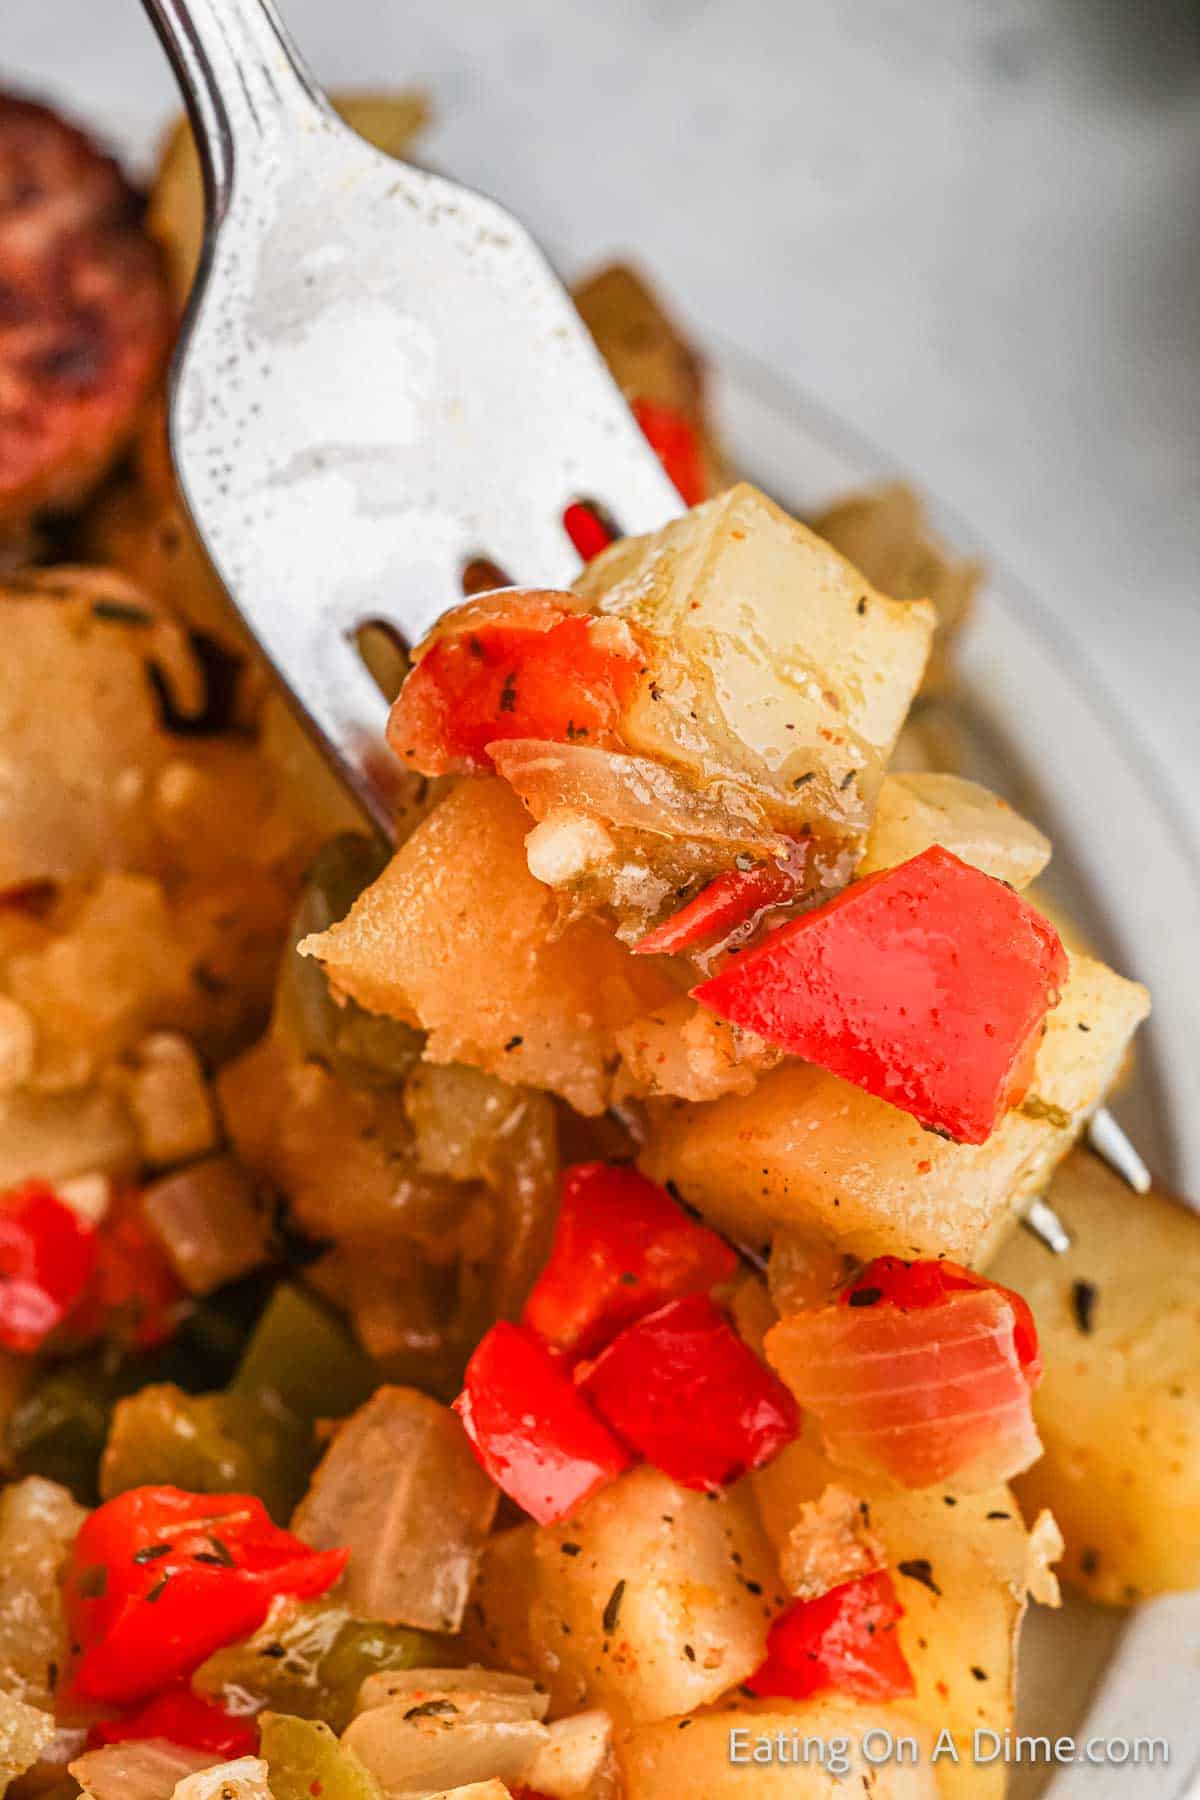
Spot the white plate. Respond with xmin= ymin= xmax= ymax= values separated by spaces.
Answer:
xmin=18 ymin=55 xmax=1200 ymax=1791
xmin=712 ymin=347 xmax=1200 ymax=1799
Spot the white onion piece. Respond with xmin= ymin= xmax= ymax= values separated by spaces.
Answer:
xmin=355 ymin=1669 xmax=548 ymax=1722
xmin=292 ymin=1387 xmax=498 ymax=1633
xmin=489 ymin=739 xmax=786 ymax=853
xmin=341 ymin=1697 xmax=548 ymax=1799
xmin=142 ymin=1153 xmax=272 ymax=1296
xmin=768 ymin=1288 xmax=1043 ymax=1492
xmin=70 ymin=1740 xmax=214 ymax=1800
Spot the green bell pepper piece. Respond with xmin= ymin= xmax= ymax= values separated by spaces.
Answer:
xmin=260 ymin=1712 xmax=384 ymax=1800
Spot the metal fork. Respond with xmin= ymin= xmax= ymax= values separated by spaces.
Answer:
xmin=139 ymin=0 xmax=1149 ymax=1227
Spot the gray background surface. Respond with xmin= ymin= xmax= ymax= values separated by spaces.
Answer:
xmin=7 ymin=0 xmax=1199 ymax=842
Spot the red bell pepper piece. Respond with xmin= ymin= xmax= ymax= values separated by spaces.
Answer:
xmin=748 ymin=1571 xmax=914 ymax=1702
xmin=69 ymin=1190 xmax=185 ymax=1352
xmin=522 ymin=1162 xmax=737 ymax=1360
xmin=65 ymin=1487 xmax=348 ymax=1706
xmin=842 ymin=1256 xmax=1041 ymax=1383
xmin=633 ymin=850 xmax=807 ymax=957
xmin=388 ymin=591 xmax=641 ymax=775
xmin=0 ymin=1181 xmax=97 ymax=1353
xmin=563 ymin=501 xmax=616 ymax=561
xmin=90 ymin=1681 xmax=258 ymax=1758
xmin=631 ymin=397 xmax=708 ymax=507
xmin=454 ymin=1321 xmax=631 ymax=1524
xmin=578 ymin=1293 xmax=799 ymax=1490
xmin=692 ymin=844 xmax=1068 ymax=1144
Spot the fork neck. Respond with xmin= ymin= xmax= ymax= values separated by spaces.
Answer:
xmin=141 ymin=0 xmax=331 ymax=216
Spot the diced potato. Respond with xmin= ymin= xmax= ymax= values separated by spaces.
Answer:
xmin=612 ymin=996 xmax=779 ymax=1105
xmin=989 ymin=1148 xmax=1200 ymax=1604
xmin=460 ymin=1467 xmax=782 ymax=1722
xmin=576 ymin=483 xmax=935 ymax=851
xmin=124 ymin=1030 xmax=217 ymax=1166
xmin=149 ymin=93 xmax=430 ymax=307
xmin=425 ymin=1786 xmax=513 ymax=1800
xmin=292 ymin=1386 xmax=498 ymax=1633
xmin=617 ymin=1698 xmax=937 ymax=1798
xmin=0 ymin=574 xmax=196 ymax=890
xmin=300 ymin=779 xmax=673 ymax=1115
xmin=640 ymin=951 xmax=1149 ymax=1265
xmin=0 ymin=1084 xmax=138 ymax=1190
xmin=0 ymin=1477 xmax=87 ymax=1710
xmin=754 ymin=1425 xmax=1060 ymax=1800
xmin=523 ymin=1709 xmax=619 ymax=1800
xmin=814 ymin=482 xmax=980 ymax=691
xmin=6 ymin=874 xmax=196 ymax=1090
xmin=859 ymin=773 xmax=1050 ymax=889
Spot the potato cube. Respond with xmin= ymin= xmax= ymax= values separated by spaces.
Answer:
xmin=461 ymin=1467 xmax=782 ymax=1722
xmin=576 ymin=483 xmax=935 ymax=848
xmin=859 ymin=773 xmax=1050 ymax=889
xmin=753 ymin=1425 xmax=1059 ymax=1800
xmin=617 ymin=1699 xmax=937 ymax=1798
xmin=989 ymin=1148 xmax=1200 ymax=1604
xmin=640 ymin=950 xmax=1148 ymax=1264
xmin=300 ymin=779 xmax=673 ymax=1116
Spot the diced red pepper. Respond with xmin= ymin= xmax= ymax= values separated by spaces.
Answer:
xmin=68 ymin=1190 xmax=185 ymax=1352
xmin=563 ymin=501 xmax=616 ymax=561
xmin=454 ymin=1321 xmax=631 ymax=1525
xmin=0 ymin=1181 xmax=97 ymax=1353
xmin=65 ymin=1486 xmax=348 ymax=1706
xmin=843 ymin=1256 xmax=1041 ymax=1384
xmin=692 ymin=845 xmax=1068 ymax=1144
xmin=387 ymin=591 xmax=642 ymax=775
xmin=633 ymin=850 xmax=807 ymax=957
xmin=579 ymin=1293 xmax=799 ymax=1490
xmin=748 ymin=1572 xmax=914 ymax=1702
xmin=631 ymin=397 xmax=709 ymax=507
xmin=90 ymin=1681 xmax=258 ymax=1757
xmin=522 ymin=1162 xmax=737 ymax=1361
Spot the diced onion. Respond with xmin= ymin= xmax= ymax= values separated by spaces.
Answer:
xmin=341 ymin=1693 xmax=548 ymax=1797
xmin=767 ymin=1288 xmax=1042 ymax=1491
xmin=69 ymin=1741 xmax=215 ymax=1800
xmin=489 ymin=739 xmax=786 ymax=854
xmin=292 ymin=1387 xmax=499 ymax=1633
xmin=142 ymin=1153 xmax=272 ymax=1296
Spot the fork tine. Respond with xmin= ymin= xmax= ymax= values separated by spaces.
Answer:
xmin=1022 ymin=1197 xmax=1073 ymax=1255
xmin=1087 ymin=1107 xmax=1152 ymax=1194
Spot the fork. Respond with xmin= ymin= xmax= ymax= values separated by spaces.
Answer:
xmin=139 ymin=0 xmax=1149 ymax=1228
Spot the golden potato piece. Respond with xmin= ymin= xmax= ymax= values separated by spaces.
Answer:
xmin=148 ymin=91 xmax=430 ymax=307
xmin=618 ymin=1699 xmax=937 ymax=1798
xmin=299 ymin=778 xmax=673 ymax=1115
xmin=576 ymin=484 xmax=935 ymax=854
xmin=990 ymin=1148 xmax=1200 ymax=1604
xmin=859 ymin=772 xmax=1050 ymax=889
xmin=461 ymin=1468 xmax=781 ymax=1722
xmin=753 ymin=1421 xmax=1059 ymax=1800
xmin=640 ymin=951 xmax=1149 ymax=1265
xmin=814 ymin=482 xmax=980 ymax=691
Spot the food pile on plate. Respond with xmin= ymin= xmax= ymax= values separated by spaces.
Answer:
xmin=0 ymin=87 xmax=1195 ymax=1800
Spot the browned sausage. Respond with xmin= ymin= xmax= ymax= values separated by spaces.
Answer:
xmin=0 ymin=95 xmax=172 ymax=528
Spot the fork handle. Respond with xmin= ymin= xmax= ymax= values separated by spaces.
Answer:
xmin=140 ymin=0 xmax=330 ymax=216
